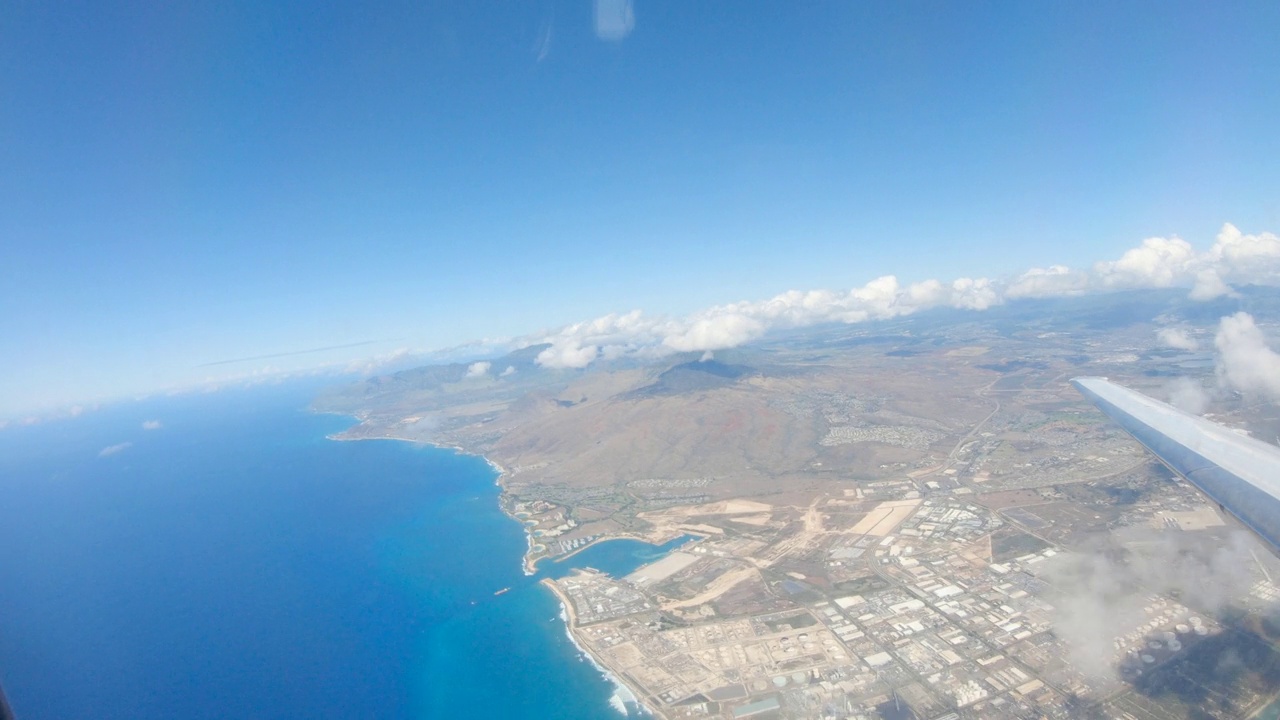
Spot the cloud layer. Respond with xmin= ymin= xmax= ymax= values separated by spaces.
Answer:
xmin=527 ymin=224 xmax=1279 ymax=370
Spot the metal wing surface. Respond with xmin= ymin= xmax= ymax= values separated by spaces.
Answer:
xmin=1072 ymin=376 xmax=1280 ymax=557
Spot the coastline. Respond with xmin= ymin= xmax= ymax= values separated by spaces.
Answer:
xmin=536 ymin=529 xmax=692 ymax=571
xmin=540 ymin=577 xmax=654 ymax=719
xmin=322 ymin=417 xmax=650 ymax=715
xmin=328 ymin=422 xmax=589 ymax=575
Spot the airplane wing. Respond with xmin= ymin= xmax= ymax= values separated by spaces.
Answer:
xmin=1072 ymin=376 xmax=1280 ymax=557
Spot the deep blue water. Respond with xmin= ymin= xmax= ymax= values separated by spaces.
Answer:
xmin=0 ymin=382 xmax=678 ymax=719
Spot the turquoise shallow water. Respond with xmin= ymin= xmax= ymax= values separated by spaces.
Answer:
xmin=0 ymin=381 xmax=671 ymax=719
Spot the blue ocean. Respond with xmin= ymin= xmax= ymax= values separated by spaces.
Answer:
xmin=0 ymin=381 xmax=681 ymax=719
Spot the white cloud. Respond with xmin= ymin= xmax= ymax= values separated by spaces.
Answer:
xmin=99 ymin=442 xmax=132 ymax=457
xmin=465 ymin=361 xmax=491 ymax=378
xmin=500 ymin=365 xmax=516 ymax=377
xmin=1214 ymin=312 xmax=1280 ymax=400
xmin=1208 ymin=223 xmax=1280 ymax=283
xmin=532 ymin=310 xmax=665 ymax=369
xmin=1094 ymin=236 xmax=1197 ymax=289
xmin=528 ymin=273 xmax=1016 ymax=369
xmin=699 ymin=351 xmax=714 ymax=362
xmin=141 ymin=420 xmax=162 ymax=430
xmin=663 ymin=313 xmax=766 ymax=352
xmin=1043 ymin=529 xmax=1257 ymax=681
xmin=1189 ymin=268 xmax=1233 ymax=301
xmin=1005 ymin=224 xmax=1279 ymax=303
xmin=1084 ymin=223 xmax=1277 ymax=300
xmin=536 ymin=341 xmax=600 ymax=369
xmin=1156 ymin=327 xmax=1199 ymax=351
xmin=947 ymin=277 xmax=1001 ymax=310
xmin=1006 ymin=265 xmax=1090 ymax=299
xmin=467 ymin=223 xmax=1280 ymax=375
xmin=344 ymin=348 xmax=413 ymax=375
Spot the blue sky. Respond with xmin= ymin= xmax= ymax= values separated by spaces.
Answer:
xmin=2 ymin=1 xmax=1279 ymax=416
